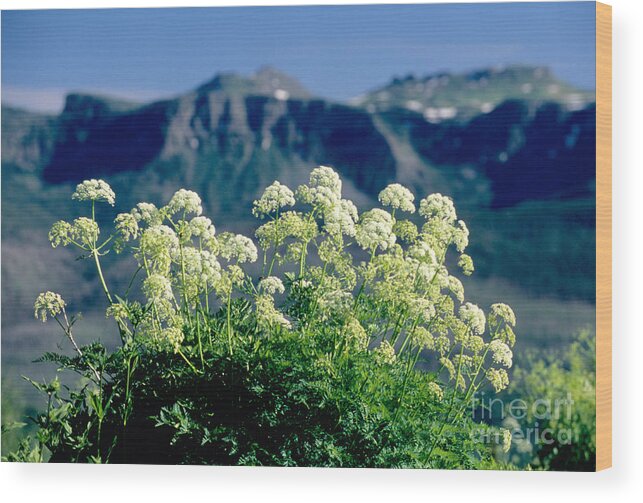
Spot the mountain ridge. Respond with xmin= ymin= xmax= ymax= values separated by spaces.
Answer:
xmin=354 ymin=64 xmax=594 ymax=122
xmin=1 ymin=64 xmax=596 ymax=212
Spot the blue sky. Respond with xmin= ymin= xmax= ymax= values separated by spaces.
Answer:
xmin=2 ymin=2 xmax=596 ymax=112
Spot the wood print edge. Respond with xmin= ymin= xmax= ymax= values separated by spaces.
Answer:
xmin=595 ymin=0 xmax=612 ymax=472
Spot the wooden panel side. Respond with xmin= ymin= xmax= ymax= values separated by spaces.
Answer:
xmin=595 ymin=1 xmax=612 ymax=472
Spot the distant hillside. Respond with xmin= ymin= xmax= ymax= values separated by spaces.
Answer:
xmin=377 ymin=99 xmax=596 ymax=208
xmin=353 ymin=65 xmax=594 ymax=122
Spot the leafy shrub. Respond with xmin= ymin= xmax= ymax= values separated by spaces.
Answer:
xmin=3 ymin=167 xmax=517 ymax=467
xmin=504 ymin=330 xmax=596 ymax=470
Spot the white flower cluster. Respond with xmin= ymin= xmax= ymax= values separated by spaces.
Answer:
xmin=73 ymin=217 xmax=100 ymax=247
xmin=255 ymin=211 xmax=318 ymax=250
xmin=393 ymin=219 xmax=419 ymax=243
xmin=165 ymin=189 xmax=202 ymax=216
xmin=440 ymin=356 xmax=456 ymax=380
xmin=199 ymin=250 xmax=222 ymax=286
xmin=72 ymin=179 xmax=115 ymax=206
xmin=318 ymin=290 xmax=353 ymax=319
xmin=48 ymin=220 xmax=74 ymax=248
xmin=378 ymin=183 xmax=416 ymax=214
xmin=106 ymin=303 xmax=129 ymax=321
xmin=258 ymin=276 xmax=285 ymax=296
xmin=464 ymin=335 xmax=485 ymax=354
xmin=189 ymin=216 xmax=216 ymax=240
xmin=458 ymin=254 xmax=474 ymax=276
xmin=255 ymin=294 xmax=291 ymax=330
xmin=411 ymin=326 xmax=435 ymax=350
xmin=490 ymin=303 xmax=517 ymax=327
xmin=179 ymin=247 xmax=222 ymax=298
xmin=408 ymin=297 xmax=436 ymax=323
xmin=161 ymin=326 xmax=185 ymax=352
xmin=447 ymin=276 xmax=465 ymax=302
xmin=324 ymin=199 xmax=359 ymax=238
xmin=47 ymin=165 xmax=520 ymax=400
xmin=115 ymin=212 xmax=139 ymax=241
xmin=355 ymin=208 xmax=396 ymax=252
xmin=48 ymin=217 xmax=101 ymax=249
xmin=219 ymin=233 xmax=258 ymax=264
xmin=344 ymin=318 xmax=369 ymax=351
xmin=131 ymin=202 xmax=162 ymax=226
xmin=373 ymin=340 xmax=396 ymax=365
xmin=143 ymin=273 xmax=174 ymax=304
xmin=458 ymin=302 xmax=486 ymax=335
xmin=453 ymin=220 xmax=469 ymax=252
xmin=34 ymin=291 xmax=66 ymax=322
xmin=139 ymin=225 xmax=180 ymax=273
xmin=252 ymin=181 xmax=295 ymax=218
xmin=297 ymin=166 xmax=343 ymax=211
xmin=486 ymin=368 xmax=509 ymax=392
xmin=309 ymin=166 xmax=342 ymax=196
xmin=407 ymin=241 xmax=437 ymax=264
xmin=488 ymin=339 xmax=513 ymax=368
xmin=419 ymin=193 xmax=457 ymax=222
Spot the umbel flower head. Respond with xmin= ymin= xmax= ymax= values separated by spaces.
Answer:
xmin=489 ymin=303 xmax=517 ymax=327
xmin=324 ymin=199 xmax=358 ymax=237
xmin=252 ymin=181 xmax=295 ymax=218
xmin=219 ymin=233 xmax=258 ymax=264
xmin=34 ymin=291 xmax=66 ymax=322
xmin=49 ymin=220 xmax=74 ymax=248
xmin=458 ymin=302 xmax=486 ymax=335
xmin=309 ymin=165 xmax=342 ymax=196
xmin=48 ymin=218 xmax=100 ymax=249
xmin=373 ymin=340 xmax=397 ymax=365
xmin=131 ymin=202 xmax=162 ymax=226
xmin=458 ymin=254 xmax=474 ymax=276
xmin=355 ymin=208 xmax=396 ymax=252
xmin=318 ymin=289 xmax=353 ymax=319
xmin=139 ymin=225 xmax=179 ymax=273
xmin=486 ymin=368 xmax=509 ymax=393
xmin=255 ymin=294 xmax=291 ymax=330
xmin=419 ymin=193 xmax=456 ymax=223
xmin=189 ymin=216 xmax=216 ymax=239
xmin=143 ymin=274 xmax=174 ymax=304
xmin=165 ymin=189 xmax=202 ymax=216
xmin=297 ymin=166 xmax=343 ymax=211
xmin=72 ymin=179 xmax=116 ymax=206
xmin=488 ymin=340 xmax=513 ymax=368
xmin=115 ymin=213 xmax=139 ymax=241
xmin=378 ymin=183 xmax=416 ymax=214
xmin=72 ymin=217 xmax=100 ymax=247
xmin=258 ymin=276 xmax=285 ymax=296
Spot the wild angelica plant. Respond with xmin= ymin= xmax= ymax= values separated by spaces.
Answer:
xmin=5 ymin=166 xmax=517 ymax=468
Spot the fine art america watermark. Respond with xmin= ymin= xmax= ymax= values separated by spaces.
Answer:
xmin=470 ymin=392 xmax=576 ymax=450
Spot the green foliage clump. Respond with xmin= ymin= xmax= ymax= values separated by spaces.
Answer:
xmin=3 ymin=167 xmax=518 ymax=468
xmin=505 ymin=330 xmax=596 ymax=471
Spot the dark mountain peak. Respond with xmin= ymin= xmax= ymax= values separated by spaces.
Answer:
xmin=62 ymin=93 xmax=141 ymax=117
xmin=196 ymin=67 xmax=311 ymax=100
xmin=386 ymin=65 xmax=554 ymax=89
xmin=462 ymin=64 xmax=553 ymax=83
